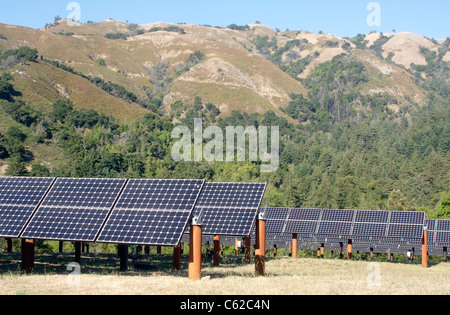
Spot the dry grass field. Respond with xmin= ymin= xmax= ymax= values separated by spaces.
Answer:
xmin=0 ymin=251 xmax=449 ymax=295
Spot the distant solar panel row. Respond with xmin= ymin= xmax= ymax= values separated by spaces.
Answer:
xmin=262 ymin=207 xmax=426 ymax=240
xmin=425 ymin=219 xmax=450 ymax=245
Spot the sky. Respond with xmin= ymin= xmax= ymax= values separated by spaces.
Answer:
xmin=0 ymin=0 xmax=449 ymax=39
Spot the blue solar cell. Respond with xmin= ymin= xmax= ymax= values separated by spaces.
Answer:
xmin=389 ymin=211 xmax=424 ymax=225
xmin=352 ymin=223 xmax=387 ymax=237
xmin=0 ymin=177 xmax=54 ymax=207
xmin=436 ymin=232 xmax=450 ymax=244
xmin=97 ymin=179 xmax=205 ymax=246
xmin=264 ymin=207 xmax=290 ymax=220
xmin=22 ymin=178 xmax=126 ymax=242
xmin=0 ymin=177 xmax=55 ymax=238
xmin=196 ymin=182 xmax=266 ymax=209
xmin=321 ymin=209 xmax=354 ymax=222
xmin=355 ymin=210 xmax=389 ymax=223
xmin=387 ymin=224 xmax=423 ymax=239
xmin=317 ymin=221 xmax=352 ymax=236
xmin=190 ymin=182 xmax=266 ymax=236
xmin=266 ymin=220 xmax=286 ymax=233
xmin=436 ymin=220 xmax=450 ymax=232
xmin=288 ymin=208 xmax=321 ymax=221
xmin=285 ymin=220 xmax=318 ymax=234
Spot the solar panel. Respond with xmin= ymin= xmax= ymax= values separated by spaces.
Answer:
xmin=0 ymin=177 xmax=55 ymax=238
xmin=284 ymin=220 xmax=318 ymax=235
xmin=21 ymin=178 xmax=126 ymax=242
xmin=387 ymin=211 xmax=425 ymax=239
xmin=288 ymin=208 xmax=322 ymax=221
xmin=435 ymin=220 xmax=450 ymax=245
xmin=97 ymin=179 xmax=205 ymax=246
xmin=189 ymin=182 xmax=266 ymax=236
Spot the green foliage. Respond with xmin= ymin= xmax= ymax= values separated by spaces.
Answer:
xmin=436 ymin=192 xmax=450 ymax=219
xmin=5 ymin=156 xmax=27 ymax=176
xmin=348 ymin=34 xmax=368 ymax=49
xmin=1 ymin=99 xmax=38 ymax=126
xmin=0 ymin=46 xmax=38 ymax=63
xmin=301 ymin=53 xmax=369 ymax=123
xmin=368 ymin=33 xmax=392 ymax=58
xmin=253 ymin=35 xmax=278 ymax=58
xmin=0 ymin=73 xmax=18 ymax=101
xmin=323 ymin=40 xmax=339 ymax=48
xmin=104 ymin=33 xmax=128 ymax=40
xmin=52 ymin=98 xmax=74 ymax=123
xmin=96 ymin=58 xmax=106 ymax=66
xmin=162 ymin=26 xmax=186 ymax=34
xmin=29 ymin=163 xmax=50 ymax=177
xmin=127 ymin=23 xmax=139 ymax=31
xmin=227 ymin=24 xmax=250 ymax=31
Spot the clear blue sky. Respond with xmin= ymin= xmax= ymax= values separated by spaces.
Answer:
xmin=0 ymin=0 xmax=448 ymax=38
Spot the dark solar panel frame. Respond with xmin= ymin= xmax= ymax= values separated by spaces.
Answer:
xmin=21 ymin=178 xmax=127 ymax=242
xmin=97 ymin=179 xmax=205 ymax=246
xmin=0 ymin=177 xmax=56 ymax=238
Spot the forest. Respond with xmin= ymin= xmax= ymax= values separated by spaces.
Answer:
xmin=0 ymin=45 xmax=449 ymax=220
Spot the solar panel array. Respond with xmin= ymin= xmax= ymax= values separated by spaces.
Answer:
xmin=187 ymin=182 xmax=266 ymax=236
xmin=261 ymin=207 xmax=425 ymax=240
xmin=256 ymin=207 xmax=444 ymax=256
xmin=0 ymin=177 xmax=55 ymax=238
xmin=425 ymin=219 xmax=450 ymax=246
xmin=22 ymin=178 xmax=127 ymax=242
xmin=97 ymin=179 xmax=205 ymax=246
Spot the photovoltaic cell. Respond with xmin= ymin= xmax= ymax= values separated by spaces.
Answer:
xmin=435 ymin=220 xmax=450 ymax=245
xmin=355 ymin=210 xmax=389 ymax=223
xmin=284 ymin=220 xmax=318 ymax=234
xmin=288 ymin=208 xmax=321 ymax=221
xmin=0 ymin=177 xmax=55 ymax=238
xmin=190 ymin=182 xmax=266 ymax=236
xmin=265 ymin=207 xmax=290 ymax=220
xmin=352 ymin=223 xmax=387 ymax=237
xmin=21 ymin=178 xmax=126 ymax=242
xmin=321 ymin=209 xmax=354 ymax=222
xmin=97 ymin=179 xmax=205 ymax=246
xmin=278 ymin=207 xmax=425 ymax=241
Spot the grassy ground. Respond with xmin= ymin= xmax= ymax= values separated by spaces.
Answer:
xmin=0 ymin=250 xmax=448 ymax=295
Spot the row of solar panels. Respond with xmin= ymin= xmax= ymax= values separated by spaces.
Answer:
xmin=0 ymin=177 xmax=266 ymax=246
xmin=261 ymin=207 xmax=430 ymax=240
xmin=258 ymin=207 xmax=449 ymax=256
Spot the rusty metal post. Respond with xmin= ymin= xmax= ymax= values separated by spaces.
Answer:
xmin=292 ymin=233 xmax=298 ymax=259
xmin=255 ymin=211 xmax=266 ymax=277
xmin=347 ymin=239 xmax=353 ymax=260
xmin=213 ymin=235 xmax=220 ymax=267
xmin=189 ymin=212 xmax=203 ymax=281
xmin=21 ymin=239 xmax=35 ymax=274
xmin=245 ymin=236 xmax=251 ymax=264
xmin=6 ymin=238 xmax=12 ymax=253
xmin=75 ymin=242 xmax=82 ymax=263
xmin=173 ymin=242 xmax=181 ymax=270
xmin=422 ymin=228 xmax=428 ymax=268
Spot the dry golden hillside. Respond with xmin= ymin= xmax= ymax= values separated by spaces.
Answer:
xmin=1 ymin=20 xmax=447 ymax=123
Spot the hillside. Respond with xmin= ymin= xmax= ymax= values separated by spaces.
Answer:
xmin=2 ymin=20 xmax=447 ymax=123
xmin=0 ymin=20 xmax=449 ymax=215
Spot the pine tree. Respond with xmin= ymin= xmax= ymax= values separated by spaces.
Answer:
xmin=5 ymin=156 xmax=27 ymax=176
